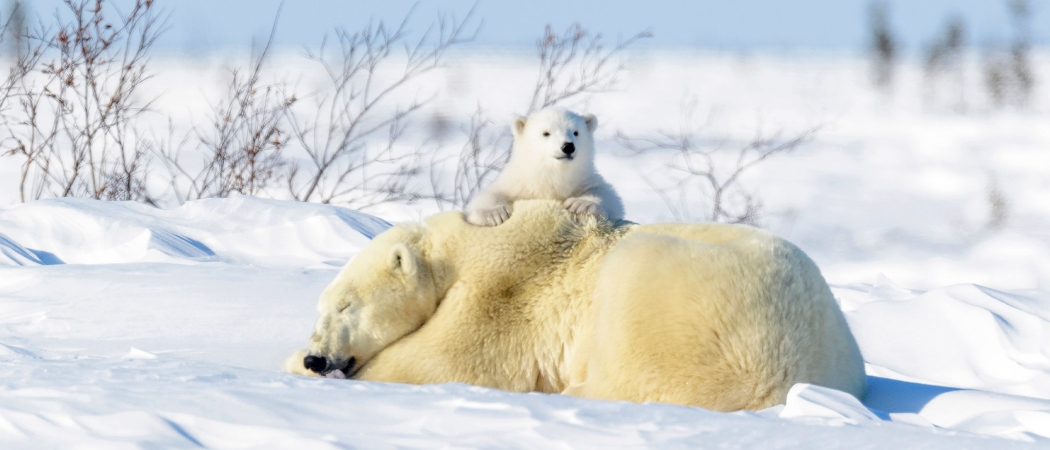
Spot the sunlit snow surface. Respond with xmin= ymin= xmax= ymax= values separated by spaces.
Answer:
xmin=0 ymin=197 xmax=1047 ymax=449
xmin=3 ymin=51 xmax=1050 ymax=448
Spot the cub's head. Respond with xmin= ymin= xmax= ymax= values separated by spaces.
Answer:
xmin=511 ymin=107 xmax=598 ymax=167
xmin=297 ymin=224 xmax=439 ymax=377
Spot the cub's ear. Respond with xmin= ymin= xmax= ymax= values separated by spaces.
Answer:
xmin=583 ymin=114 xmax=598 ymax=133
xmin=388 ymin=243 xmax=418 ymax=277
xmin=512 ymin=116 xmax=527 ymax=138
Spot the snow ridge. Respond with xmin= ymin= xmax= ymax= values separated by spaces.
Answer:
xmin=0 ymin=196 xmax=390 ymax=268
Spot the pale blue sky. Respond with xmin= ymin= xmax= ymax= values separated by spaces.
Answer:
xmin=17 ymin=0 xmax=1050 ymax=54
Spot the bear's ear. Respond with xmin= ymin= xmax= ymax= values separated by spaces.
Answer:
xmin=512 ymin=116 xmax=527 ymax=138
xmin=583 ymin=114 xmax=598 ymax=133
xmin=388 ymin=243 xmax=418 ymax=278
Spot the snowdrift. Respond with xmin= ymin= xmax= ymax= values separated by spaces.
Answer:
xmin=0 ymin=196 xmax=389 ymax=267
xmin=1 ymin=198 xmax=1049 ymax=448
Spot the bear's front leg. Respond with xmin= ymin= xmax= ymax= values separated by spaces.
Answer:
xmin=283 ymin=349 xmax=320 ymax=377
xmin=564 ymin=195 xmax=606 ymax=219
xmin=466 ymin=191 xmax=513 ymax=226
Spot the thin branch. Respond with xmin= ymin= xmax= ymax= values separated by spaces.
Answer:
xmin=284 ymin=6 xmax=477 ymax=208
xmin=618 ymin=99 xmax=818 ymax=225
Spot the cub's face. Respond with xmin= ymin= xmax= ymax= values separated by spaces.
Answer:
xmin=512 ymin=107 xmax=598 ymax=167
xmin=302 ymin=226 xmax=437 ymax=377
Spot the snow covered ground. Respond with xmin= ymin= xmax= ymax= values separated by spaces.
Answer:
xmin=1 ymin=197 xmax=1049 ymax=448
xmin=2 ymin=51 xmax=1050 ymax=447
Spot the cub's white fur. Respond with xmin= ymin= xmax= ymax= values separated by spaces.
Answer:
xmin=465 ymin=107 xmax=623 ymax=226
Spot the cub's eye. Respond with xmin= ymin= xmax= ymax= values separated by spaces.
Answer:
xmin=573 ymin=131 xmax=579 ymax=136
xmin=542 ymin=131 xmax=550 ymax=137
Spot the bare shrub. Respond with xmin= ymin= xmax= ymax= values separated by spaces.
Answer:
xmin=2 ymin=0 xmax=24 ymax=52
xmin=984 ymin=52 xmax=1011 ymax=107
xmin=0 ymin=3 xmax=45 ymax=198
xmin=984 ymin=0 xmax=1034 ymax=109
xmin=1 ymin=0 xmax=165 ymax=203
xmin=617 ymin=99 xmax=817 ymax=225
xmin=437 ymin=23 xmax=651 ymax=208
xmin=0 ymin=0 xmax=26 ymax=61
xmin=157 ymin=16 xmax=297 ymax=204
xmin=282 ymin=9 xmax=477 ymax=208
xmin=439 ymin=106 xmax=510 ymax=208
xmin=527 ymin=23 xmax=652 ymax=113
xmin=1008 ymin=0 xmax=1034 ymax=105
xmin=0 ymin=0 xmax=44 ymax=125
xmin=2 ymin=5 xmax=658 ymax=214
xmin=867 ymin=0 xmax=898 ymax=92
xmin=923 ymin=16 xmax=967 ymax=111
xmin=426 ymin=109 xmax=452 ymax=144
xmin=5 ymin=3 xmax=482 ymax=209
xmin=986 ymin=174 xmax=1009 ymax=230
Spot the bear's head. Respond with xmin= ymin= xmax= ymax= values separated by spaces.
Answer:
xmin=511 ymin=107 xmax=598 ymax=169
xmin=300 ymin=224 xmax=439 ymax=377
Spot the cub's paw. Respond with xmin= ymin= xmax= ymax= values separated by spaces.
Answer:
xmin=564 ymin=197 xmax=605 ymax=219
xmin=467 ymin=204 xmax=513 ymax=227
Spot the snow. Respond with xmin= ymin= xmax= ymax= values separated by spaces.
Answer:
xmin=0 ymin=196 xmax=389 ymax=268
xmin=3 ymin=51 xmax=1050 ymax=447
xmin=0 ymin=197 xmax=1047 ymax=448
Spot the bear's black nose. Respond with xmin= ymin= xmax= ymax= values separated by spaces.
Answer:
xmin=304 ymin=355 xmax=328 ymax=373
xmin=561 ymin=141 xmax=575 ymax=156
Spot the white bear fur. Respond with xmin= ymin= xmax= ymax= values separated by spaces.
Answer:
xmin=287 ymin=200 xmax=866 ymax=410
xmin=465 ymin=107 xmax=624 ymax=226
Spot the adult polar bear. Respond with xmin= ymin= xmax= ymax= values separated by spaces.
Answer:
xmin=286 ymin=201 xmax=866 ymax=410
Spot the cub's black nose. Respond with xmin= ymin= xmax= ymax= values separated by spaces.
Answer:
xmin=303 ymin=355 xmax=328 ymax=373
xmin=561 ymin=142 xmax=575 ymax=155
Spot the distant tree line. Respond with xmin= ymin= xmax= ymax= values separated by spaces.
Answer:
xmin=868 ymin=0 xmax=1035 ymax=111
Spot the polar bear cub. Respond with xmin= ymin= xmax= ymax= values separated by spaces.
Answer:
xmin=465 ymin=107 xmax=624 ymax=227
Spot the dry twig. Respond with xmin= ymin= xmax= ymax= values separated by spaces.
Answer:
xmin=617 ymin=100 xmax=818 ymax=225
xmin=527 ymin=23 xmax=651 ymax=114
xmin=284 ymin=7 xmax=477 ymax=208
xmin=157 ymin=10 xmax=296 ymax=203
